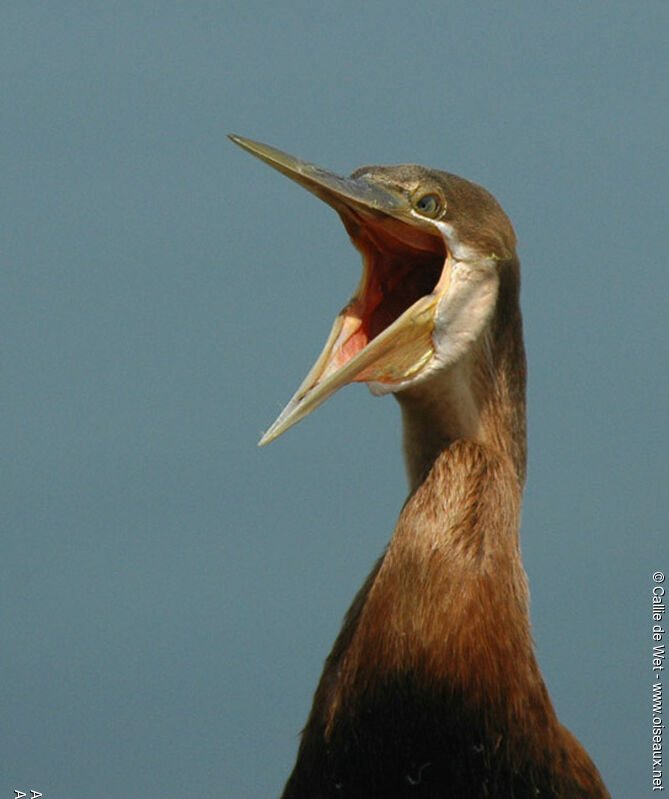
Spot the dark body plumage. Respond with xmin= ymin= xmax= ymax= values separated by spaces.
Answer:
xmin=282 ymin=442 xmax=607 ymax=798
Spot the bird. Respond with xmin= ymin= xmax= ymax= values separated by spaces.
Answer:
xmin=230 ymin=135 xmax=610 ymax=798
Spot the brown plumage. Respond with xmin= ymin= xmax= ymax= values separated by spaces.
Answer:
xmin=230 ymin=136 xmax=610 ymax=798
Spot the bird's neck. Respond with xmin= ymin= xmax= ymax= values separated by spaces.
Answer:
xmin=398 ymin=355 xmax=486 ymax=492
xmin=398 ymin=306 xmax=527 ymax=493
xmin=344 ymin=296 xmax=541 ymax=728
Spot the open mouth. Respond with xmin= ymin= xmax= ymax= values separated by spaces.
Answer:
xmin=228 ymin=134 xmax=455 ymax=442
xmin=333 ymin=210 xmax=448 ymax=377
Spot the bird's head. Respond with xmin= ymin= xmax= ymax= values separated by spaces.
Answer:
xmin=230 ymin=136 xmax=520 ymax=447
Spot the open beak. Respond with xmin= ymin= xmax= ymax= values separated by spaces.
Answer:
xmin=229 ymin=136 xmax=450 ymax=445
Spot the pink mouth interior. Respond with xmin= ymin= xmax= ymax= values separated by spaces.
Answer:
xmin=337 ymin=213 xmax=446 ymax=368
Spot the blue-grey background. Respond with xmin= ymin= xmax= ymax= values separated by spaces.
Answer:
xmin=2 ymin=3 xmax=666 ymax=797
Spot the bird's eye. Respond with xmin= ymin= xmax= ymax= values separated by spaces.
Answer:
xmin=414 ymin=192 xmax=442 ymax=218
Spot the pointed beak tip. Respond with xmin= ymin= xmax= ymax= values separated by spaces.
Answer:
xmin=228 ymin=133 xmax=248 ymax=149
xmin=228 ymin=133 xmax=263 ymax=156
xmin=258 ymin=422 xmax=284 ymax=446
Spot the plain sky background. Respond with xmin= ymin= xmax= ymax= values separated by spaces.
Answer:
xmin=2 ymin=3 xmax=667 ymax=797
